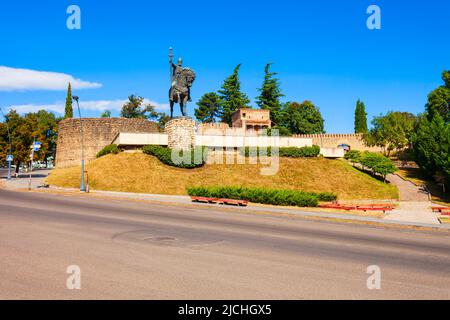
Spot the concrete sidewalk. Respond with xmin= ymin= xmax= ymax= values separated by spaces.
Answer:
xmin=384 ymin=201 xmax=441 ymax=225
xmin=1 ymin=169 xmax=51 ymax=190
xmin=384 ymin=174 xmax=440 ymax=225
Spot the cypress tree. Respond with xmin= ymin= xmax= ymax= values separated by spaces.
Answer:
xmin=64 ymin=83 xmax=73 ymax=119
xmin=256 ymin=63 xmax=284 ymax=125
xmin=355 ymin=99 xmax=368 ymax=133
xmin=359 ymin=100 xmax=368 ymax=133
xmin=218 ymin=64 xmax=251 ymax=125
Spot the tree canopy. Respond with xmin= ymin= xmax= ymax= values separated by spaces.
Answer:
xmin=412 ymin=113 xmax=449 ymax=186
xmin=101 ymin=110 xmax=112 ymax=118
xmin=365 ymin=111 xmax=416 ymax=156
xmin=411 ymin=70 xmax=450 ymax=189
xmin=426 ymin=70 xmax=450 ymax=122
xmin=282 ymin=101 xmax=325 ymax=135
xmin=64 ymin=82 xmax=73 ymax=119
xmin=354 ymin=99 xmax=368 ymax=134
xmin=256 ymin=63 xmax=284 ymax=125
xmin=120 ymin=95 xmax=155 ymax=119
xmin=195 ymin=92 xmax=222 ymax=123
xmin=0 ymin=110 xmax=60 ymax=171
xmin=218 ymin=64 xmax=251 ymax=125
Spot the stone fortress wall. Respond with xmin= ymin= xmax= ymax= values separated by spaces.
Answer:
xmin=197 ymin=123 xmax=246 ymax=136
xmin=56 ymin=118 xmax=159 ymax=168
xmin=56 ymin=119 xmax=381 ymax=168
xmin=198 ymin=124 xmax=381 ymax=152
xmin=293 ymin=133 xmax=382 ymax=152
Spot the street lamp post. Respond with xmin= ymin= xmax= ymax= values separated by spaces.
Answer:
xmin=73 ymin=96 xmax=86 ymax=192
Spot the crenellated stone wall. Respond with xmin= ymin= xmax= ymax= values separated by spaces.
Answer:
xmin=165 ymin=117 xmax=196 ymax=150
xmin=56 ymin=118 xmax=159 ymax=168
xmin=293 ymin=133 xmax=382 ymax=152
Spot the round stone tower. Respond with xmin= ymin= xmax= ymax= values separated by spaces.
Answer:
xmin=165 ymin=117 xmax=196 ymax=150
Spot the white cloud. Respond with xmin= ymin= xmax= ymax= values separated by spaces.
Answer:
xmin=8 ymin=98 xmax=169 ymax=115
xmin=0 ymin=66 xmax=102 ymax=91
xmin=77 ymin=99 xmax=169 ymax=112
xmin=8 ymin=103 xmax=65 ymax=114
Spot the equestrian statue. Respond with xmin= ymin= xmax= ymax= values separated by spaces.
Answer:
xmin=169 ymin=48 xmax=196 ymax=118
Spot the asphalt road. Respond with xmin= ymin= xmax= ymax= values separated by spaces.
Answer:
xmin=1 ymin=188 xmax=449 ymax=300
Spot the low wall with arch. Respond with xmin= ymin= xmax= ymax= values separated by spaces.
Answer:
xmin=293 ymin=133 xmax=382 ymax=152
xmin=56 ymin=118 xmax=159 ymax=168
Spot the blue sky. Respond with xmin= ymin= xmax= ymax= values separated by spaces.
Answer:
xmin=0 ymin=0 xmax=449 ymax=133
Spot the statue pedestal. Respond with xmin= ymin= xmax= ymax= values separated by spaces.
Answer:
xmin=165 ymin=117 xmax=196 ymax=151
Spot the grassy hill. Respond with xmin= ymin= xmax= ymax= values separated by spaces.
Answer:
xmin=46 ymin=153 xmax=399 ymax=200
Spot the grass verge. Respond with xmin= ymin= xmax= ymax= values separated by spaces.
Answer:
xmin=46 ymin=153 xmax=399 ymax=200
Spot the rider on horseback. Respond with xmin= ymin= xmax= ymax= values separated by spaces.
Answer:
xmin=169 ymin=49 xmax=196 ymax=118
xmin=171 ymin=57 xmax=192 ymax=103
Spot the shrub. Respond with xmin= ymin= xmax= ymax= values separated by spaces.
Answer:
xmin=315 ymin=192 xmax=338 ymax=202
xmin=344 ymin=150 xmax=361 ymax=164
xmin=371 ymin=157 xmax=398 ymax=182
xmin=143 ymin=145 xmax=206 ymax=169
xmin=241 ymin=146 xmax=321 ymax=158
xmin=187 ymin=186 xmax=338 ymax=207
xmin=97 ymin=144 xmax=120 ymax=158
xmin=348 ymin=151 xmax=397 ymax=182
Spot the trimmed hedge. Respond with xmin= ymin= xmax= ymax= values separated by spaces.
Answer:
xmin=241 ymin=146 xmax=321 ymax=158
xmin=97 ymin=144 xmax=120 ymax=158
xmin=143 ymin=145 xmax=205 ymax=169
xmin=187 ymin=186 xmax=337 ymax=207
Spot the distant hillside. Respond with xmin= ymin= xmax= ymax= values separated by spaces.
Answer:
xmin=46 ymin=153 xmax=399 ymax=200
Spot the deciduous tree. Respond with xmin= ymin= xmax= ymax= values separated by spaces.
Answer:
xmin=120 ymin=95 xmax=155 ymax=119
xmin=101 ymin=110 xmax=112 ymax=118
xmin=365 ymin=112 xmax=416 ymax=156
xmin=0 ymin=110 xmax=60 ymax=172
xmin=283 ymin=101 xmax=325 ymax=135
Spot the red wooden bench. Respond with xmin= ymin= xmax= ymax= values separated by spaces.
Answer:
xmin=359 ymin=204 xmax=396 ymax=209
xmin=319 ymin=204 xmax=355 ymax=211
xmin=319 ymin=203 xmax=395 ymax=214
xmin=191 ymin=196 xmax=248 ymax=207
xmin=356 ymin=207 xmax=394 ymax=214
xmin=191 ymin=196 xmax=218 ymax=204
xmin=432 ymin=207 xmax=450 ymax=213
